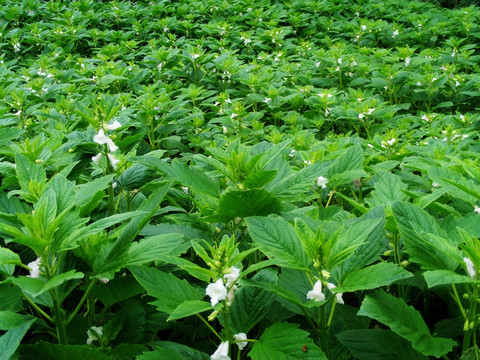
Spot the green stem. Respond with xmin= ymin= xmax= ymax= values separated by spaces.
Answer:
xmin=23 ymin=293 xmax=54 ymax=323
xmin=196 ymin=313 xmax=222 ymax=340
xmin=451 ymin=284 xmax=467 ymax=320
xmin=66 ymin=279 xmax=97 ymax=325
xmin=51 ymin=289 xmax=68 ymax=344
xmin=326 ymin=297 xmax=337 ymax=330
xmin=325 ymin=190 xmax=334 ymax=207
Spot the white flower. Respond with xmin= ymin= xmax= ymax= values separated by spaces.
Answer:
xmin=307 ymin=280 xmax=325 ymax=302
xmin=14 ymin=110 xmax=22 ymax=117
xmin=358 ymin=113 xmax=365 ymax=119
xmin=392 ymin=29 xmax=399 ymax=38
xmin=226 ymin=285 xmax=238 ymax=306
xmin=222 ymin=126 xmax=228 ymax=134
xmin=211 ymin=341 xmax=230 ymax=360
xmin=206 ymin=279 xmax=227 ymax=306
xmin=86 ymin=326 xmax=103 ymax=345
xmin=99 ymin=278 xmax=109 ymax=284
xmin=387 ymin=138 xmax=396 ymax=146
xmin=361 ymin=25 xmax=367 ymax=31
xmin=326 ymin=283 xmax=344 ymax=304
xmin=230 ymin=113 xmax=238 ymax=119
xmin=233 ymin=333 xmax=248 ymax=350
xmin=451 ymin=51 xmax=456 ymax=57
xmin=107 ymin=153 xmax=120 ymax=169
xmin=92 ymin=153 xmax=102 ymax=165
xmin=432 ymin=182 xmax=439 ymax=188
xmin=464 ymin=257 xmax=476 ymax=279
xmin=316 ymin=176 xmax=328 ymax=189
xmin=405 ymin=57 xmax=411 ymax=67
xmin=13 ymin=42 xmax=21 ymax=52
xmin=264 ymin=97 xmax=271 ymax=103
xmin=474 ymin=205 xmax=480 ymax=215
xmin=105 ymin=120 xmax=121 ymax=130
xmin=181 ymin=186 xmax=189 ymax=194
xmin=94 ymin=129 xmax=118 ymax=152
xmin=27 ymin=258 xmax=41 ymax=278
xmin=337 ymin=58 xmax=342 ymax=64
xmin=224 ymin=266 xmax=240 ymax=287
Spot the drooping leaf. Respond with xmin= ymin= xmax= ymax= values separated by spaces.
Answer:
xmin=249 ymin=322 xmax=327 ymax=360
xmin=358 ymin=291 xmax=456 ymax=357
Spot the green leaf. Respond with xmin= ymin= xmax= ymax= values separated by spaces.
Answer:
xmin=217 ymin=189 xmax=283 ymax=221
xmin=249 ymin=322 xmax=327 ymax=360
xmin=90 ymin=275 xmax=145 ymax=308
xmin=19 ymin=342 xmax=110 ymax=360
xmin=229 ymin=268 xmax=277 ymax=333
xmin=423 ymin=270 xmax=475 ymax=288
xmin=246 ymin=216 xmax=309 ymax=270
xmin=0 ymin=319 xmax=35 ymax=360
xmin=244 ymin=170 xmax=278 ymax=188
xmin=0 ymin=247 xmax=23 ymax=267
xmin=327 ymin=144 xmax=364 ymax=181
xmin=337 ymin=329 xmax=428 ymax=360
xmin=74 ymin=175 xmax=115 ymax=217
xmin=358 ymin=291 xmax=456 ymax=357
xmin=428 ymin=167 xmax=480 ymax=203
xmin=137 ymin=348 xmax=184 ymax=360
xmin=150 ymin=341 xmax=209 ymax=360
xmin=15 ymin=153 xmax=46 ymax=195
xmin=129 ymin=265 xmax=203 ymax=313
xmin=116 ymin=164 xmax=155 ymax=191
xmin=33 ymin=270 xmax=84 ymax=297
xmin=366 ymin=173 xmax=408 ymax=207
xmin=336 ymin=262 xmax=412 ymax=293
xmin=157 ymin=161 xmax=219 ymax=197
xmin=93 ymin=183 xmax=171 ymax=278
xmin=0 ymin=311 xmax=29 ymax=331
xmin=167 ymin=300 xmax=212 ymax=321
xmin=126 ymin=233 xmax=187 ymax=266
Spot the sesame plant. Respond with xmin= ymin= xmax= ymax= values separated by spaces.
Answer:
xmin=1 ymin=0 xmax=480 ymax=359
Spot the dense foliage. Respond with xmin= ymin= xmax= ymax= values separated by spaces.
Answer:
xmin=1 ymin=0 xmax=480 ymax=359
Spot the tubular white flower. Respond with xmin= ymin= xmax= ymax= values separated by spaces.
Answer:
xmin=307 ymin=280 xmax=325 ymax=302
xmin=327 ymin=283 xmax=344 ymax=304
xmin=464 ymin=257 xmax=476 ymax=279
xmin=224 ymin=266 xmax=240 ymax=287
xmin=211 ymin=341 xmax=230 ymax=360
xmin=27 ymin=258 xmax=41 ymax=278
xmin=233 ymin=333 xmax=248 ymax=350
xmin=105 ymin=120 xmax=122 ymax=130
xmin=316 ymin=176 xmax=328 ymax=189
xmin=94 ymin=129 xmax=118 ymax=152
xmin=86 ymin=326 xmax=103 ymax=345
xmin=474 ymin=205 xmax=480 ymax=215
xmin=107 ymin=153 xmax=120 ymax=169
xmin=226 ymin=285 xmax=238 ymax=306
xmin=206 ymin=279 xmax=227 ymax=306
xmin=92 ymin=153 xmax=102 ymax=165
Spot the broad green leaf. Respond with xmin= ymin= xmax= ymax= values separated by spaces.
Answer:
xmin=246 ymin=216 xmax=309 ymax=270
xmin=366 ymin=173 xmax=408 ymax=207
xmin=43 ymin=174 xmax=75 ymax=214
xmin=0 ymin=311 xmax=29 ymax=331
xmin=33 ymin=270 xmax=84 ymax=297
xmin=336 ymin=262 xmax=412 ymax=293
xmin=157 ymin=161 xmax=219 ymax=197
xmin=150 ymin=341 xmax=209 ymax=360
xmin=129 ymin=265 xmax=203 ymax=313
xmin=0 ymin=247 xmax=23 ymax=267
xmin=74 ymin=175 xmax=115 ymax=217
xmin=327 ymin=144 xmax=364 ymax=185
xmin=126 ymin=233 xmax=187 ymax=266
xmin=0 ymin=284 xmax=22 ymax=311
xmin=392 ymin=201 xmax=443 ymax=240
xmin=337 ymin=329 xmax=428 ymax=360
xmin=428 ymin=167 xmax=480 ymax=203
xmin=244 ymin=170 xmax=278 ymax=188
xmin=328 ymin=218 xmax=382 ymax=269
xmin=249 ymin=322 xmax=327 ymax=360
xmin=90 ymin=275 xmax=145 ymax=308
xmin=15 ymin=153 xmax=46 ymax=195
xmin=0 ymin=319 xmax=35 ymax=360
xmin=18 ymin=342 xmax=110 ymax=360
xmin=93 ymin=183 xmax=171 ymax=278
xmin=423 ymin=270 xmax=475 ymax=288
xmin=216 ymin=189 xmax=283 ymax=221
xmin=167 ymin=300 xmax=212 ymax=321
xmin=358 ymin=291 xmax=456 ymax=357
xmin=137 ymin=348 xmax=183 ymax=360
xmin=239 ymin=279 xmax=305 ymax=310
xmin=116 ymin=164 xmax=155 ymax=191
xmin=229 ymin=268 xmax=277 ymax=333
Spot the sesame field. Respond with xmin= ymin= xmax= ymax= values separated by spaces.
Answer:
xmin=1 ymin=0 xmax=480 ymax=359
